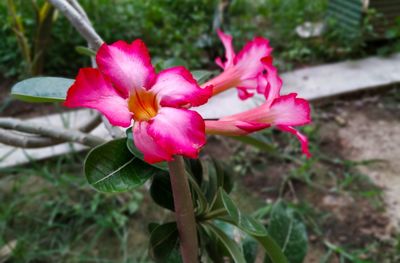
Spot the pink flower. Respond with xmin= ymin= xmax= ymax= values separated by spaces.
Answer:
xmin=64 ymin=40 xmax=212 ymax=163
xmin=202 ymin=30 xmax=273 ymax=100
xmin=205 ymin=58 xmax=311 ymax=157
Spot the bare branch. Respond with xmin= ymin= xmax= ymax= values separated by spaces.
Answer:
xmin=0 ymin=112 xmax=102 ymax=148
xmin=0 ymin=128 xmax=57 ymax=148
xmin=66 ymin=0 xmax=90 ymax=22
xmin=0 ymin=118 xmax=106 ymax=147
xmin=47 ymin=0 xmax=103 ymax=49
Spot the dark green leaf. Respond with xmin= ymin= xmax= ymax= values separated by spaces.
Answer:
xmin=191 ymin=70 xmax=214 ymax=83
xmin=232 ymin=133 xmax=276 ymax=153
xmin=84 ymin=139 xmax=159 ymax=192
xmin=126 ymin=128 xmax=168 ymax=171
xmin=11 ymin=77 xmax=73 ymax=102
xmin=254 ymin=234 xmax=288 ymax=263
xmin=148 ymin=223 xmax=160 ymax=234
xmin=162 ymin=58 xmax=188 ymax=69
xmin=75 ymin=46 xmax=96 ymax=57
xmin=149 ymin=222 xmax=179 ymax=262
xmin=203 ymin=223 xmax=246 ymax=263
xmin=219 ymin=189 xmax=268 ymax=237
xmin=242 ymin=235 xmax=259 ymax=263
xmin=150 ymin=173 xmax=175 ymax=211
xmin=265 ymin=201 xmax=307 ymax=263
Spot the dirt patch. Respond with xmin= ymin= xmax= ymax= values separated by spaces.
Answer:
xmin=335 ymin=98 xmax=400 ymax=229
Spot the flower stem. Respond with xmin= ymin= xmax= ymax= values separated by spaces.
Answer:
xmin=168 ymin=156 xmax=198 ymax=263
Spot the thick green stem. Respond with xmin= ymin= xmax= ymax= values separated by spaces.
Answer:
xmin=168 ymin=156 xmax=198 ymax=263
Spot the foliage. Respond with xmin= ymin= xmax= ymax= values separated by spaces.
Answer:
xmin=2 ymin=0 xmax=399 ymax=78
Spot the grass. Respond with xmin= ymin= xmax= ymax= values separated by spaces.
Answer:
xmin=0 ymin=153 xmax=154 ymax=262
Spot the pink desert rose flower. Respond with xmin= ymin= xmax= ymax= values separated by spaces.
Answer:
xmin=64 ymin=40 xmax=212 ymax=163
xmin=205 ymin=57 xmax=311 ymax=157
xmin=202 ymin=30 xmax=273 ymax=100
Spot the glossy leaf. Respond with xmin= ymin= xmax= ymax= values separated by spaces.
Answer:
xmin=150 ymin=173 xmax=174 ymax=211
xmin=192 ymin=70 xmax=214 ymax=84
xmin=126 ymin=128 xmax=168 ymax=171
xmin=202 ymin=159 xmax=233 ymax=203
xmin=242 ymin=235 xmax=259 ymax=263
xmin=11 ymin=77 xmax=73 ymax=102
xmin=75 ymin=46 xmax=96 ymax=57
xmin=203 ymin=223 xmax=246 ymax=263
xmin=232 ymin=133 xmax=276 ymax=153
xmin=265 ymin=201 xmax=307 ymax=263
xmin=162 ymin=57 xmax=188 ymax=69
xmin=219 ymin=189 xmax=268 ymax=237
xmin=254 ymin=234 xmax=288 ymax=263
xmin=149 ymin=222 xmax=179 ymax=262
xmin=84 ymin=139 xmax=159 ymax=192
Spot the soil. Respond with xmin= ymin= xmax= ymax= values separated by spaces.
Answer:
xmin=204 ymin=87 xmax=400 ymax=261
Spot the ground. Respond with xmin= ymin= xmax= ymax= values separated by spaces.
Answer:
xmin=0 ymin=85 xmax=399 ymax=262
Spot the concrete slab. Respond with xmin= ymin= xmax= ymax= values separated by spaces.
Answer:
xmin=282 ymin=53 xmax=400 ymax=100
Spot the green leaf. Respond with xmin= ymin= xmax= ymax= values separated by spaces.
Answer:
xmin=149 ymin=222 xmax=179 ymax=262
xmin=254 ymin=234 xmax=288 ymax=263
xmin=84 ymin=139 xmax=159 ymax=193
xmin=265 ymin=201 xmax=307 ymax=263
xmin=203 ymin=223 xmax=246 ymax=263
xmin=232 ymin=133 xmax=276 ymax=153
xmin=162 ymin=58 xmax=188 ymax=69
xmin=242 ymin=235 xmax=258 ymax=263
xmin=191 ymin=70 xmax=214 ymax=83
xmin=126 ymin=128 xmax=169 ymax=171
xmin=11 ymin=77 xmax=73 ymax=102
xmin=150 ymin=173 xmax=175 ymax=211
xmin=75 ymin=45 xmax=96 ymax=57
xmin=219 ymin=189 xmax=267 ymax=237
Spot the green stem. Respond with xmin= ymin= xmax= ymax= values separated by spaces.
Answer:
xmin=168 ymin=156 xmax=198 ymax=263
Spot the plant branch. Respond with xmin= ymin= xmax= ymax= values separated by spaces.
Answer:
xmin=47 ymin=0 xmax=103 ymax=49
xmin=0 ymin=118 xmax=106 ymax=147
xmin=168 ymin=156 xmax=199 ymax=263
xmin=0 ymin=112 xmax=102 ymax=148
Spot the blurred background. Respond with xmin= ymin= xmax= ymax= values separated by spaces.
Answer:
xmin=1 ymin=0 xmax=400 ymax=262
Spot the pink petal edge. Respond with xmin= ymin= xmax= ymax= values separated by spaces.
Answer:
xmin=64 ymin=68 xmax=132 ymax=127
xmin=96 ymin=40 xmax=156 ymax=97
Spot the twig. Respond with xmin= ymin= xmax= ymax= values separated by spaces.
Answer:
xmin=66 ymin=0 xmax=90 ymax=22
xmin=0 ymin=128 xmax=57 ymax=148
xmin=0 ymin=118 xmax=105 ymax=147
xmin=47 ymin=0 xmax=103 ymax=49
xmin=0 ymin=112 xmax=102 ymax=148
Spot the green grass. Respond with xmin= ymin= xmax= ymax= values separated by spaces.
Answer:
xmin=0 ymin=153 xmax=154 ymax=262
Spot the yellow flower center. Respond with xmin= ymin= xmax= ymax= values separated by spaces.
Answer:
xmin=128 ymin=89 xmax=159 ymax=121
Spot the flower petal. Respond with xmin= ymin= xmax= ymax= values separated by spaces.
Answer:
xmin=237 ymin=87 xmax=255 ymax=100
xmin=205 ymin=119 xmax=270 ymax=135
xmin=151 ymin=66 xmax=212 ymax=107
xmin=133 ymin=121 xmax=173 ymax=163
xmin=96 ymin=40 xmax=156 ymax=97
xmin=147 ymin=107 xmax=206 ymax=159
xmin=64 ymin=68 xmax=132 ymax=127
xmin=234 ymin=37 xmax=273 ymax=81
xmin=216 ymin=29 xmax=235 ymax=69
xmin=260 ymin=56 xmax=283 ymax=104
xmin=269 ymin=93 xmax=311 ymax=126
xmin=277 ymin=125 xmax=311 ymax=157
